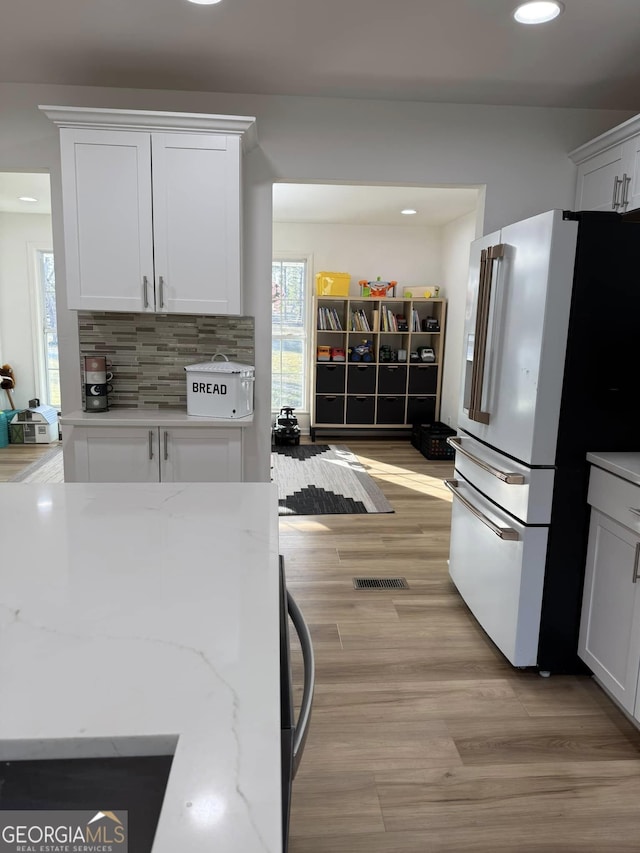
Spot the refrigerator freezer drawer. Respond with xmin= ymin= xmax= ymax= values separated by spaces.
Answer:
xmin=447 ymin=476 xmax=548 ymax=667
xmin=452 ymin=433 xmax=555 ymax=524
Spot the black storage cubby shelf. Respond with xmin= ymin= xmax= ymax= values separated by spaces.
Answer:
xmin=311 ymin=296 xmax=447 ymax=439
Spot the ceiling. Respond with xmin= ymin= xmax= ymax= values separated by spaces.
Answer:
xmin=273 ymin=184 xmax=480 ymax=226
xmin=1 ymin=1 xmax=640 ymax=110
xmin=0 ymin=173 xmax=51 ymax=214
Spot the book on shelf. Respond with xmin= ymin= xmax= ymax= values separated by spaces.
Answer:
xmin=317 ymin=306 xmax=343 ymax=331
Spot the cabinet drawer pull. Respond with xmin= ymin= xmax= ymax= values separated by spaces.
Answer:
xmin=633 ymin=543 xmax=640 ymax=584
xmin=158 ymin=275 xmax=165 ymax=309
xmin=164 ymin=430 xmax=169 ymax=461
xmin=148 ymin=430 xmax=154 ymax=460
xmin=628 ymin=507 xmax=640 ymax=518
xmin=143 ymin=275 xmax=149 ymax=309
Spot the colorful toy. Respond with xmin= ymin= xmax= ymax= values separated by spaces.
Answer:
xmin=349 ymin=340 xmax=373 ymax=362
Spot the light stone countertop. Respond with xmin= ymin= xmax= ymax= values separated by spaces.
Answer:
xmin=61 ymin=409 xmax=254 ymax=427
xmin=587 ymin=452 xmax=640 ymax=487
xmin=0 ymin=482 xmax=281 ymax=853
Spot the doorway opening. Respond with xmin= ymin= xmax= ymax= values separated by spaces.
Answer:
xmin=0 ymin=171 xmax=61 ymax=480
xmin=271 ymin=181 xmax=483 ymax=436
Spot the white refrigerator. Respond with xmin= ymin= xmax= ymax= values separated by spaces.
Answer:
xmin=447 ymin=209 xmax=639 ymax=672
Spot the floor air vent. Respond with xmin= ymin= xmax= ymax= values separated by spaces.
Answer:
xmin=353 ymin=577 xmax=409 ymax=590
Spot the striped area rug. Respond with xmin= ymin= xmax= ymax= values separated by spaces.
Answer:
xmin=271 ymin=444 xmax=394 ymax=516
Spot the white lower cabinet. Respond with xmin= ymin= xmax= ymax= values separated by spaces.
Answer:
xmin=578 ymin=510 xmax=640 ymax=714
xmin=67 ymin=426 xmax=242 ymax=483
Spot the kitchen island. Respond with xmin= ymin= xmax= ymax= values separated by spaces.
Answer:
xmin=0 ymin=482 xmax=281 ymax=852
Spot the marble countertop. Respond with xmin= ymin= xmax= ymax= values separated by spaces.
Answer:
xmin=587 ymin=452 xmax=640 ymax=486
xmin=61 ymin=409 xmax=254 ymax=427
xmin=0 ymin=482 xmax=280 ymax=853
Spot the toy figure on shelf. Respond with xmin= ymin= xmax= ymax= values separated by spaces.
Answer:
xmin=358 ymin=277 xmax=398 ymax=297
xmin=348 ymin=340 xmax=373 ymax=362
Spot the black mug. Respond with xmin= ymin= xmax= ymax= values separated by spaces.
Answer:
xmin=85 ymin=382 xmax=113 ymax=396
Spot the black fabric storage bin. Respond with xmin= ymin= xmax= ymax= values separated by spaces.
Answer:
xmin=316 ymin=364 xmax=346 ymax=394
xmin=347 ymin=364 xmax=376 ymax=394
xmin=346 ymin=395 xmax=375 ymax=424
xmin=407 ymin=395 xmax=436 ymax=424
xmin=378 ymin=365 xmax=407 ymax=394
xmin=376 ymin=396 xmax=406 ymax=424
xmin=408 ymin=365 xmax=438 ymax=395
xmin=315 ymin=395 xmax=345 ymax=423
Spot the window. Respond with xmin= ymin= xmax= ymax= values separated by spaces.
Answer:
xmin=37 ymin=250 xmax=60 ymax=408
xmin=271 ymin=258 xmax=309 ymax=411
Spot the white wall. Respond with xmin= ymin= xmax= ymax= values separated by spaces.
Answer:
xmin=0 ymin=81 xmax=633 ymax=479
xmin=439 ymin=210 xmax=478 ymax=428
xmin=273 ymin=222 xmax=442 ymax=293
xmin=0 ymin=210 xmax=53 ymax=410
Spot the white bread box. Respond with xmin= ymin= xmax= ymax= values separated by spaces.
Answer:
xmin=185 ymin=357 xmax=255 ymax=418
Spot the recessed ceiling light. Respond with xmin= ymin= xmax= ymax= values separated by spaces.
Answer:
xmin=514 ymin=1 xmax=563 ymax=24
xmin=18 ymin=196 xmax=38 ymax=202
xmin=186 ymin=0 xmax=223 ymax=5
xmin=401 ymin=209 xmax=417 ymax=215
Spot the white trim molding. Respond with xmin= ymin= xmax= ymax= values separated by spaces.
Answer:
xmin=569 ymin=113 xmax=640 ymax=164
xmin=38 ymin=106 xmax=258 ymax=150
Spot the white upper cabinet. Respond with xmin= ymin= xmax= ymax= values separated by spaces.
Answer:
xmin=570 ymin=114 xmax=640 ymax=214
xmin=41 ymin=106 xmax=256 ymax=315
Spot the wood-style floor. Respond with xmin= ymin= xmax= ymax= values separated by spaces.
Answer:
xmin=0 ymin=442 xmax=61 ymax=482
xmin=284 ymin=439 xmax=640 ymax=853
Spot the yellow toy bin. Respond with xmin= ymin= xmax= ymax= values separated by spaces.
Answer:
xmin=315 ymin=271 xmax=351 ymax=296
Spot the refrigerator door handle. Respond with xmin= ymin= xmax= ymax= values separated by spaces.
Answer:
xmin=444 ymin=478 xmax=519 ymax=540
xmin=469 ymin=244 xmax=504 ymax=424
xmin=447 ymin=436 xmax=525 ymax=484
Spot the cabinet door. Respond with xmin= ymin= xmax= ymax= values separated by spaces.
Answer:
xmin=151 ymin=134 xmax=241 ymax=315
xmin=578 ymin=510 xmax=640 ymax=714
xmin=68 ymin=427 xmax=159 ymax=482
xmin=160 ymin=427 xmax=242 ymax=482
xmin=621 ymin=135 xmax=640 ymax=212
xmin=574 ymin=144 xmax=625 ymax=212
xmin=59 ymin=129 xmax=154 ymax=312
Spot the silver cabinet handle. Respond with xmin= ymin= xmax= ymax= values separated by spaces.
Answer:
xmin=445 ymin=478 xmax=519 ymax=540
xmin=447 ymin=436 xmax=525 ymax=484
xmin=158 ymin=275 xmax=165 ymax=310
xmin=143 ymin=275 xmax=150 ymax=309
xmin=164 ymin=430 xmax=168 ymax=461
xmin=287 ymin=590 xmax=315 ymax=776
xmin=148 ymin=430 xmax=154 ymax=460
xmin=629 ymin=508 xmax=640 ymax=517
xmin=633 ymin=543 xmax=640 ymax=584
xmin=621 ymin=173 xmax=631 ymax=209
xmin=612 ymin=175 xmax=622 ymax=210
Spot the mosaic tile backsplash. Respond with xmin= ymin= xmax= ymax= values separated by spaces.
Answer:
xmin=78 ymin=312 xmax=255 ymax=409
